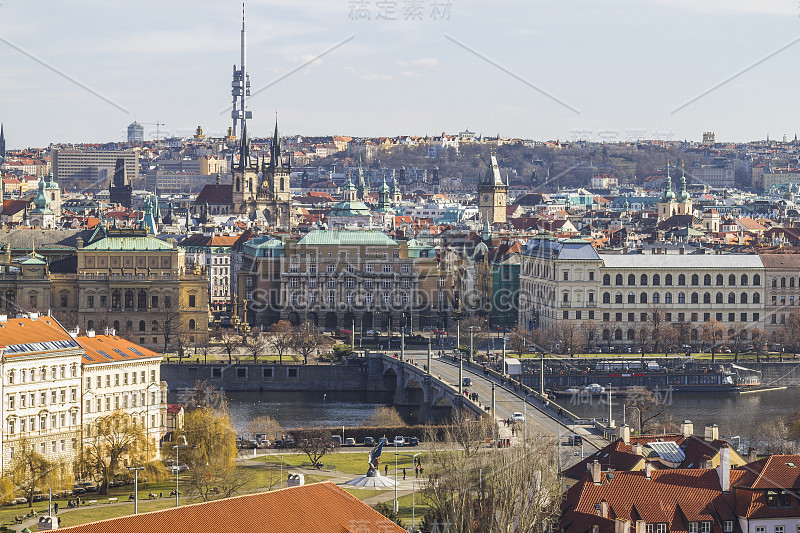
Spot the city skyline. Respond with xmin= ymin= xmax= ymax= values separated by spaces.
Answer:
xmin=1 ymin=0 xmax=799 ymax=148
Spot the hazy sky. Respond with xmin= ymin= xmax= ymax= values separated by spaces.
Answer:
xmin=1 ymin=0 xmax=799 ymax=148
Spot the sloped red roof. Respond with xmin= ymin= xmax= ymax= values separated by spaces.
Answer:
xmin=57 ymin=482 xmax=405 ymax=533
xmin=195 ymin=183 xmax=233 ymax=205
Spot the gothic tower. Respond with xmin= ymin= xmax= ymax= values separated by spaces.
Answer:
xmin=478 ymin=154 xmax=508 ymax=225
xmin=258 ymin=118 xmax=292 ymax=228
xmin=0 ymin=123 xmax=5 ymax=162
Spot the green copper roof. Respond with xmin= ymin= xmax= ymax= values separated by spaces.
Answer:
xmin=329 ymin=200 xmax=372 ymax=217
xmin=83 ymin=236 xmax=174 ymax=251
xmin=297 ymin=230 xmax=397 ymax=246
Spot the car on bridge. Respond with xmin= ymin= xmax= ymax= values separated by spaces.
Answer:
xmin=462 ymin=377 xmax=472 ymax=387
xmin=512 ymin=412 xmax=525 ymax=423
xmin=568 ymin=434 xmax=583 ymax=446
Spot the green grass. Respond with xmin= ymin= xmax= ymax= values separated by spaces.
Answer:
xmin=256 ymin=450 xmax=424 ymax=475
xmin=395 ymin=492 xmax=429 ymax=527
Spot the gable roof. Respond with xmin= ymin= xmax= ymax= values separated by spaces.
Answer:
xmin=194 ymin=183 xmax=233 ymax=205
xmin=56 ymin=482 xmax=405 ymax=533
xmin=76 ymin=334 xmax=160 ymax=364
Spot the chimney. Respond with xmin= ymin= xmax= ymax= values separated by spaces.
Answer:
xmin=600 ymin=500 xmax=609 ymax=518
xmin=593 ymin=526 xmax=600 ymax=533
xmin=632 ymin=443 xmax=643 ymax=456
xmin=717 ymin=444 xmax=731 ymax=492
xmin=87 ymin=330 xmax=95 ymax=338
xmin=704 ymin=423 xmax=719 ymax=442
xmin=747 ymin=446 xmax=757 ymax=463
xmin=590 ymin=460 xmax=602 ymax=484
xmin=616 ymin=520 xmax=631 ymax=533
xmin=0 ymin=315 xmax=7 ymax=323
xmin=635 ymin=521 xmax=646 ymax=533
xmin=681 ymin=420 xmax=693 ymax=438
xmin=644 ymin=461 xmax=652 ymax=479
xmin=29 ymin=312 xmax=39 ymax=320
xmin=700 ymin=455 xmax=713 ymax=469
xmin=618 ymin=424 xmax=631 ymax=445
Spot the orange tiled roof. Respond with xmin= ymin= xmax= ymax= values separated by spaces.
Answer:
xmin=57 ymin=482 xmax=406 ymax=533
xmin=0 ymin=316 xmax=75 ymax=357
xmin=76 ymin=334 xmax=160 ymax=365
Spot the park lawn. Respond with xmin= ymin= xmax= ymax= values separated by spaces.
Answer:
xmin=257 ymin=450 xmax=425 ymax=475
xmin=394 ymin=492 xmax=429 ymax=528
xmin=32 ymin=498 xmax=178 ymax=531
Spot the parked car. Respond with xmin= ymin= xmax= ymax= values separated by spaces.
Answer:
xmin=285 ymin=438 xmax=295 ymax=448
xmin=344 ymin=438 xmax=356 ymax=447
xmin=512 ymin=412 xmax=525 ymax=423
xmin=364 ymin=436 xmax=376 ymax=447
xmin=393 ymin=436 xmax=405 ymax=447
xmin=331 ymin=435 xmax=342 ymax=447
xmin=408 ymin=436 xmax=419 ymax=446
xmin=462 ymin=377 xmax=472 ymax=387
xmin=273 ymin=439 xmax=284 ymax=448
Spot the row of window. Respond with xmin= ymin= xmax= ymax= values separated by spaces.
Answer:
xmin=85 ymin=292 xmax=183 ymax=309
xmin=292 ymin=251 xmax=400 ymax=260
xmin=288 ymin=292 xmax=412 ymax=305
xmin=7 ymin=388 xmax=77 ymax=409
xmin=7 ymin=365 xmax=77 ymax=384
xmin=8 ymin=438 xmax=77 ymax=460
xmin=86 ymin=370 xmax=156 ymax=390
xmin=85 ymin=391 xmax=161 ymax=413
xmin=288 ymin=264 xmax=405 ymax=274
xmin=603 ymin=273 xmax=761 ymax=287
xmin=594 ymin=311 xmax=760 ymax=324
xmin=289 ymin=279 xmax=412 ymax=289
xmin=8 ymin=411 xmax=78 ymax=434
xmin=601 ymin=292 xmax=761 ymax=305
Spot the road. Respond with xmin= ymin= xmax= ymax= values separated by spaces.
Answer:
xmin=420 ymin=352 xmax=606 ymax=451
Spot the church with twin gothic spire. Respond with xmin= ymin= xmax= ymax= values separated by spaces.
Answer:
xmin=230 ymin=119 xmax=293 ymax=228
xmin=657 ymin=162 xmax=693 ymax=221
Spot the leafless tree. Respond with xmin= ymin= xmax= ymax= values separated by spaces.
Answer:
xmin=580 ymin=319 xmax=598 ymax=354
xmin=728 ymin=323 xmax=749 ymax=362
xmin=290 ymin=321 xmax=325 ymax=364
xmin=555 ymin=321 xmax=580 ymax=356
xmin=219 ymin=331 xmax=243 ymax=366
xmin=624 ymin=387 xmax=676 ymax=434
xmin=293 ymin=426 xmax=335 ymax=466
xmin=423 ymin=409 xmax=562 ymax=533
xmin=270 ymin=320 xmax=295 ymax=363
xmin=648 ymin=305 xmax=666 ymax=354
xmin=243 ymin=328 xmax=269 ymax=363
xmin=507 ymin=325 xmax=531 ymax=358
xmin=702 ymin=318 xmax=725 ymax=363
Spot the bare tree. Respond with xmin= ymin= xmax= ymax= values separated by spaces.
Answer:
xmin=293 ymin=427 xmax=335 ymax=466
xmin=290 ymin=321 xmax=325 ymax=364
xmin=728 ymin=323 xmax=749 ymax=362
xmin=702 ymin=318 xmax=725 ymax=363
xmin=243 ymin=328 xmax=269 ymax=363
xmin=634 ymin=325 xmax=652 ymax=358
xmin=507 ymin=325 xmax=531 ymax=358
xmin=365 ymin=406 xmax=405 ymax=427
xmin=219 ymin=331 xmax=242 ymax=366
xmin=555 ymin=321 xmax=580 ymax=356
xmin=422 ymin=410 xmax=562 ymax=533
xmin=246 ymin=415 xmax=283 ymax=442
xmin=580 ymin=319 xmax=598 ymax=354
xmin=783 ymin=310 xmax=800 ymax=355
xmin=624 ymin=387 xmax=676 ymax=434
xmin=270 ymin=320 xmax=295 ymax=363
xmin=752 ymin=327 xmax=766 ymax=362
xmin=648 ymin=305 xmax=666 ymax=354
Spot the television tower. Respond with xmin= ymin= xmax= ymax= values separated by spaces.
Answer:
xmin=230 ymin=3 xmax=252 ymax=138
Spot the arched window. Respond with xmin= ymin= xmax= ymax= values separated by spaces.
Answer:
xmin=691 ymin=274 xmax=699 ymax=286
xmin=152 ymin=321 xmax=159 ymax=332
xmin=189 ymin=319 xmax=196 ymax=330
xmin=235 ymin=177 xmax=241 ymax=192
xmin=753 ymin=293 xmax=761 ymax=304
xmin=792 ymin=278 xmax=797 ymax=288
xmin=87 ymin=320 xmax=94 ymax=331
xmin=704 ymin=293 xmax=711 ymax=304
xmin=615 ymin=292 xmax=623 ymax=304
xmin=691 ymin=329 xmax=698 ymax=341
xmin=4 ymin=290 xmax=13 ymax=308
xmin=138 ymin=321 xmax=145 ymax=332
xmin=653 ymin=274 xmax=661 ymax=286
xmin=772 ymin=277 xmax=777 ymax=288
xmin=741 ymin=274 xmax=749 ymax=286
xmin=741 ymin=293 xmax=748 ymax=304
xmin=716 ymin=274 xmax=723 ymax=286
xmin=113 ymin=320 xmax=120 ymax=331
xmin=640 ymin=274 xmax=648 ymax=286
xmin=60 ymin=293 xmax=68 ymax=308
xmin=782 ymin=277 xmax=787 ymax=288
xmin=665 ymin=274 xmax=673 ymax=286
xmin=754 ymin=274 xmax=761 ymax=286
xmin=678 ymin=274 xmax=686 ymax=285
xmin=111 ymin=290 xmax=121 ymax=308
xmin=628 ymin=274 xmax=636 ymax=286
xmin=280 ymin=178 xmax=285 ymax=191
xmin=125 ymin=320 xmax=132 ymax=331
xmin=627 ymin=329 xmax=635 ymax=341
xmin=603 ymin=293 xmax=611 ymax=304
xmin=640 ymin=293 xmax=648 ymax=304
xmin=678 ymin=292 xmax=686 ymax=304
xmin=716 ymin=293 xmax=724 ymax=304
xmin=248 ymin=178 xmax=253 ymax=192
xmin=665 ymin=292 xmax=673 ymax=304
xmin=704 ymin=274 xmax=711 ymax=286
xmin=729 ymin=274 xmax=736 ymax=286
xmin=628 ymin=292 xmax=635 ymax=304
xmin=691 ymin=292 xmax=699 ymax=304
xmin=614 ymin=329 xmax=622 ymax=340
xmin=138 ymin=290 xmax=147 ymax=308
xmin=602 ymin=329 xmax=610 ymax=341
xmin=615 ymin=274 xmax=623 ymax=286
xmin=653 ymin=293 xmax=660 ymax=304
xmin=603 ymin=274 xmax=610 ymax=286
xmin=728 ymin=293 xmax=735 ymax=304
xmin=124 ymin=290 xmax=134 ymax=309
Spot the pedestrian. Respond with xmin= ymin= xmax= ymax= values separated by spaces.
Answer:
xmin=415 ymin=465 xmax=419 ymax=477
xmin=403 ymin=468 xmax=406 ymax=480
xmin=54 ymin=503 xmax=59 ymax=514
xmin=420 ymin=466 xmax=424 ymax=477
xmin=384 ymin=464 xmax=388 ymax=476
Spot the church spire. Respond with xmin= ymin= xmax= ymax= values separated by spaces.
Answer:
xmin=270 ymin=115 xmax=280 ymax=168
xmin=239 ymin=120 xmax=250 ymax=169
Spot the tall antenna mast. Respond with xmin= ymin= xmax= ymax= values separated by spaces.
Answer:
xmin=230 ymin=2 xmax=252 ymax=137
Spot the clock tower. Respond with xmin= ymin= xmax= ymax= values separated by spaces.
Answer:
xmin=478 ymin=154 xmax=508 ymax=225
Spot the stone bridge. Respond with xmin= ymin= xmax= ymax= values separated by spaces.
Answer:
xmin=366 ymin=352 xmax=484 ymax=423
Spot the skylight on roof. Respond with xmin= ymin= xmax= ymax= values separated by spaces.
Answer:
xmin=113 ymin=348 xmax=129 ymax=358
xmin=129 ymin=347 xmax=145 ymax=356
xmin=98 ymin=350 xmax=113 ymax=360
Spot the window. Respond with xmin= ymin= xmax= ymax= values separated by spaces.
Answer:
xmin=564 ymin=271 xmax=570 ymax=281
xmin=189 ymin=295 xmax=196 ymax=307
xmin=665 ymin=274 xmax=673 ymax=286
xmin=754 ymin=274 xmax=761 ymax=286
xmin=775 ymin=527 xmax=784 ymax=533
xmin=754 ymin=293 xmax=761 ymax=304
xmin=603 ymin=293 xmax=611 ymax=304
xmin=716 ymin=293 xmax=724 ymax=304
xmin=741 ymin=292 xmax=748 ymax=304
xmin=628 ymin=292 xmax=635 ymax=304
xmin=615 ymin=293 xmax=622 ymax=304
xmin=640 ymin=274 xmax=648 ymax=286
xmin=678 ymin=292 xmax=685 ymax=304
xmin=678 ymin=274 xmax=686 ymax=285
xmin=640 ymin=293 xmax=648 ymax=304
xmin=700 ymin=523 xmax=711 ymax=533
xmin=665 ymin=292 xmax=672 ymax=304
xmin=628 ymin=274 xmax=635 ymax=286
xmin=704 ymin=274 xmax=711 ymax=286
xmin=653 ymin=292 xmax=660 ymax=304
xmin=691 ymin=274 xmax=699 ymax=285
xmin=728 ymin=293 xmax=736 ymax=304
xmin=603 ymin=274 xmax=610 ymax=286
xmin=615 ymin=274 xmax=623 ymax=286
xmin=741 ymin=274 xmax=749 ymax=286
xmin=383 ymin=265 xmax=391 ymax=273
xmin=653 ymin=274 xmax=661 ymax=285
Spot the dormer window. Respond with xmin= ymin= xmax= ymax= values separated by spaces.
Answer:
xmin=723 ymin=521 xmax=733 ymax=533
xmin=700 ymin=522 xmax=711 ymax=533
xmin=766 ymin=491 xmax=778 ymax=508
xmin=780 ymin=490 xmax=792 ymax=507
xmin=689 ymin=522 xmax=698 ymax=533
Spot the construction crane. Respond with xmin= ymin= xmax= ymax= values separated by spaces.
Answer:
xmin=138 ymin=122 xmax=166 ymax=142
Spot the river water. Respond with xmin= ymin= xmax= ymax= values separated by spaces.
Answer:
xmin=224 ymin=387 xmax=800 ymax=445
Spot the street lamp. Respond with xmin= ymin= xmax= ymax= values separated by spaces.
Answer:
xmin=172 ymin=436 xmax=196 ymax=508
xmin=397 ymin=451 xmax=422 ymax=530
xmin=394 ymin=439 xmax=399 ymax=514
xmin=126 ymin=466 xmax=145 ymax=514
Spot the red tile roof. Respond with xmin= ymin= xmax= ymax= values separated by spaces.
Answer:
xmin=76 ymin=334 xmax=160 ymax=365
xmin=0 ymin=315 xmax=74 ymax=357
xmin=57 ymin=482 xmax=406 ymax=533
